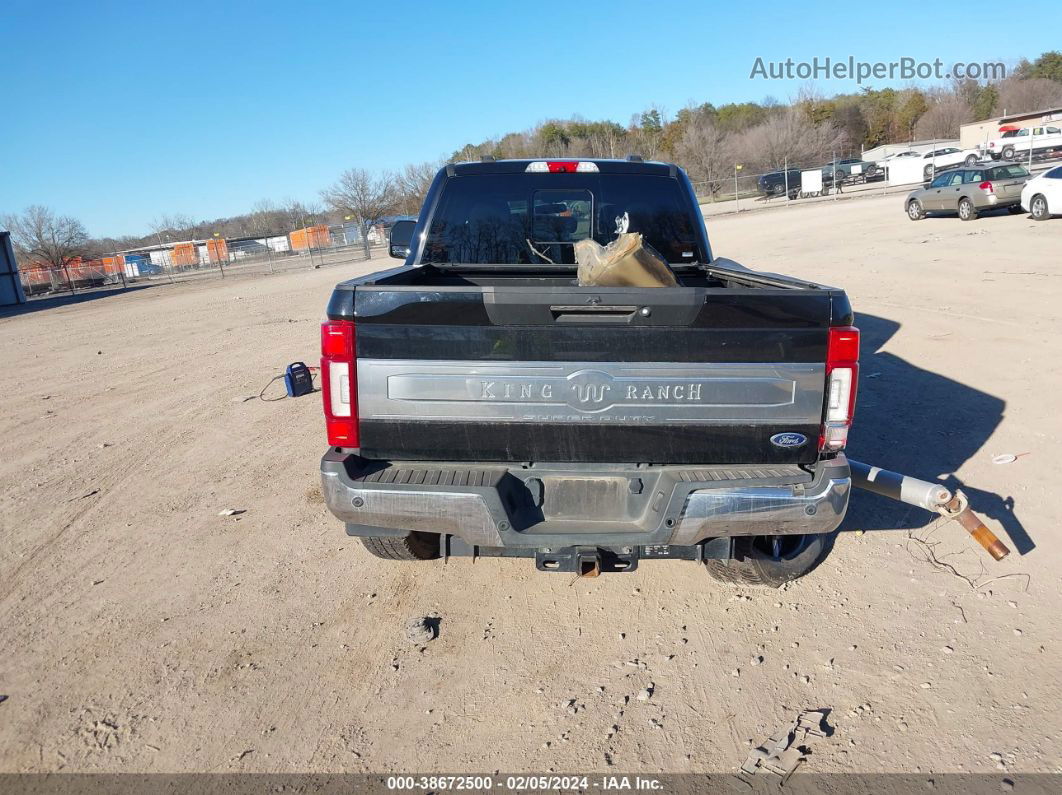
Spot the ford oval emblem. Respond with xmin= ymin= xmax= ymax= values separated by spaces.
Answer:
xmin=770 ymin=432 xmax=808 ymax=449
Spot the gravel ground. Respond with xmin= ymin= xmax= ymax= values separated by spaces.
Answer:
xmin=1 ymin=194 xmax=1059 ymax=775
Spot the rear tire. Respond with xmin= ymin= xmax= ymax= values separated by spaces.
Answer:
xmin=1001 ymin=146 xmax=1016 ymax=160
xmin=704 ymin=534 xmax=831 ymax=588
xmin=924 ymin=164 xmax=934 ymax=180
xmin=958 ymin=197 xmax=977 ymax=221
xmin=361 ymin=532 xmax=440 ymax=560
xmin=1031 ymin=194 xmax=1051 ymax=220
xmin=964 ymin=154 xmax=979 ymax=166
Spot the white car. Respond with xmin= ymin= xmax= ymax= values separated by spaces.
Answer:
xmin=918 ymin=147 xmax=984 ymax=180
xmin=1020 ymin=164 xmax=1062 ymax=220
xmin=877 ymin=150 xmax=921 ymax=163
xmin=984 ymin=125 xmax=1062 ymax=161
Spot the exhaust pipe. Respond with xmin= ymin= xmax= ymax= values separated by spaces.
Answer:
xmin=849 ymin=459 xmax=1010 ymax=561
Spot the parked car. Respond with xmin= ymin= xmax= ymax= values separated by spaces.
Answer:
xmin=1020 ymin=164 xmax=1062 ymax=221
xmin=918 ymin=147 xmax=984 ymax=180
xmin=320 ymin=158 xmax=861 ymax=586
xmin=756 ymin=169 xmax=803 ymax=198
xmin=983 ymin=125 xmax=1062 ymax=161
xmin=905 ymin=162 xmax=1033 ymax=221
xmin=875 ymin=150 xmax=921 ymax=165
xmin=821 ymin=158 xmax=878 ymax=183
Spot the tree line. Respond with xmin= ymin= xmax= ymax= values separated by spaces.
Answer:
xmin=3 ymin=51 xmax=1060 ymax=270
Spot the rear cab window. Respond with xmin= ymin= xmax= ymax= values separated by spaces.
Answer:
xmin=422 ymin=172 xmax=701 ymax=265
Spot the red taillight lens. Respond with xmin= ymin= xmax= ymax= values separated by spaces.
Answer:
xmin=979 ymin=181 xmax=993 ymax=193
xmin=828 ymin=326 xmax=860 ymax=364
xmin=820 ymin=326 xmax=860 ymax=452
xmin=547 ymin=161 xmax=578 ymax=173
xmin=321 ymin=320 xmax=358 ymax=447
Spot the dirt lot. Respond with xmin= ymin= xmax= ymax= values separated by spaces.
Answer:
xmin=1 ymin=194 xmax=1059 ymax=776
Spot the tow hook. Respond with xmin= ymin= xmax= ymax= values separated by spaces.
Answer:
xmin=849 ymin=459 xmax=1010 ymax=561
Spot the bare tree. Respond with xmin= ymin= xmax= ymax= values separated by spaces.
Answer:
xmin=280 ymin=198 xmax=326 ymax=232
xmin=675 ymin=113 xmax=734 ymax=197
xmin=395 ymin=162 xmax=438 ymax=216
xmin=302 ymin=200 xmax=328 ymax=227
xmin=913 ymin=92 xmax=974 ymax=140
xmin=249 ymin=199 xmax=278 ymax=236
xmin=994 ymin=77 xmax=1062 ymax=117
xmin=734 ymin=109 xmax=847 ymax=172
xmin=321 ymin=168 xmax=398 ymax=257
xmin=2 ymin=205 xmax=89 ymax=273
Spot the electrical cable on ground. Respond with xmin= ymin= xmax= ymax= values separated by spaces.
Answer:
xmin=258 ymin=366 xmax=318 ymax=402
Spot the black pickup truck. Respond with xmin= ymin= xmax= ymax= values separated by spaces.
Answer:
xmin=756 ymin=168 xmax=803 ymax=199
xmin=320 ymin=158 xmax=859 ymax=585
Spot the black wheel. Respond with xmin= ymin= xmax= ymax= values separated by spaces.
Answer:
xmin=1001 ymin=146 xmax=1016 ymax=160
xmin=923 ymin=164 xmax=934 ymax=180
xmin=361 ymin=532 xmax=439 ymax=560
xmin=705 ymin=534 xmax=832 ymax=587
xmin=964 ymin=154 xmax=978 ymax=166
xmin=1031 ymin=194 xmax=1051 ymax=220
xmin=907 ymin=199 xmax=926 ymax=220
xmin=958 ymin=197 xmax=977 ymax=221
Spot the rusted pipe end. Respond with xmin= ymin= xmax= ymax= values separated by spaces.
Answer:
xmin=942 ymin=492 xmax=1010 ymax=561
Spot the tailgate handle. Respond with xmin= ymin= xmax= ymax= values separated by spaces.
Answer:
xmin=550 ymin=304 xmax=638 ymax=323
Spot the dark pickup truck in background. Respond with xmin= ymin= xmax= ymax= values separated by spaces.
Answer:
xmin=320 ymin=158 xmax=860 ymax=585
xmin=756 ymin=168 xmax=803 ymax=198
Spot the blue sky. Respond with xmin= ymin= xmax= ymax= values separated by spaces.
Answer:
xmin=2 ymin=0 xmax=1059 ymax=237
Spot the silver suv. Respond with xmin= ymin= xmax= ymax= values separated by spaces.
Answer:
xmin=906 ymin=163 xmax=1032 ymax=221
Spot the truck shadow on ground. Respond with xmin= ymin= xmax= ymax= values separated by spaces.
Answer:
xmin=841 ymin=313 xmax=1034 ymax=555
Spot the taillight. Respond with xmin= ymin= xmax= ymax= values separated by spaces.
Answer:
xmin=820 ymin=326 xmax=859 ymax=452
xmin=979 ymin=181 xmax=994 ymax=193
xmin=525 ymin=161 xmax=600 ymax=173
xmin=321 ymin=320 xmax=358 ymax=447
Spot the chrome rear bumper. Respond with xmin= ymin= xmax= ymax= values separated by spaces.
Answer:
xmin=321 ymin=452 xmax=850 ymax=548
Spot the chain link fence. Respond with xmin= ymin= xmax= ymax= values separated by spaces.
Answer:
xmin=19 ymin=224 xmax=390 ymax=300
xmin=691 ymin=147 xmax=1062 ymax=213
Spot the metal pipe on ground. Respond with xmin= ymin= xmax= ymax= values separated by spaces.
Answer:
xmin=848 ymin=459 xmax=1010 ymax=561
xmin=849 ymin=459 xmax=951 ymax=511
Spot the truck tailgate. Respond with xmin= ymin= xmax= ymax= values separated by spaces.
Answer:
xmin=351 ymin=285 xmax=836 ymax=465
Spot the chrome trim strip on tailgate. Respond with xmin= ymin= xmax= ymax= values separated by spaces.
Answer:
xmin=357 ymin=359 xmax=825 ymax=424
